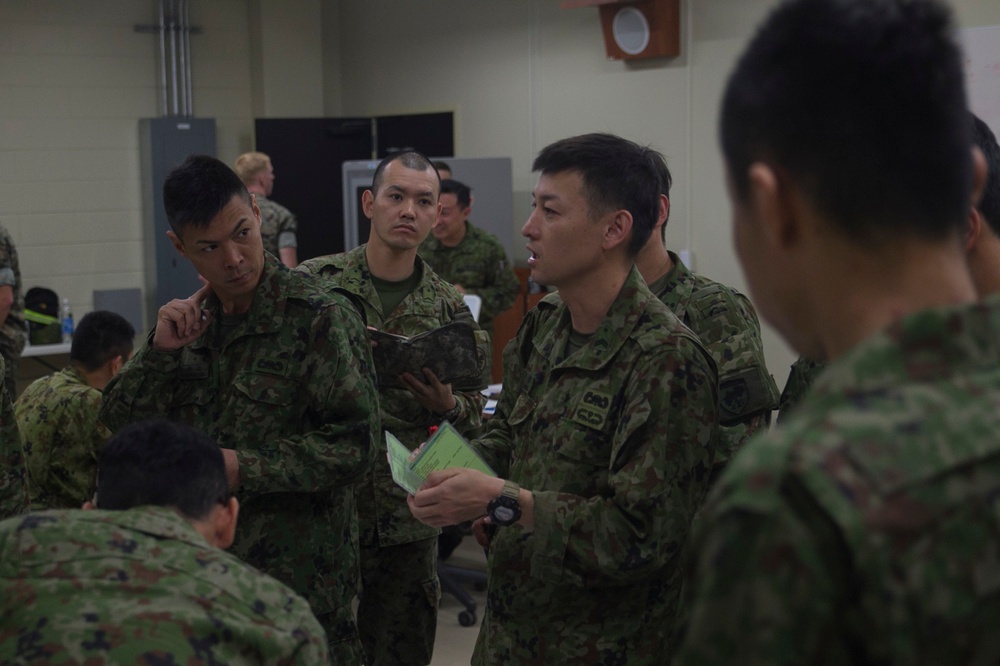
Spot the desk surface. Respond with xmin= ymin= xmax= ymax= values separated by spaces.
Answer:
xmin=22 ymin=342 xmax=72 ymax=357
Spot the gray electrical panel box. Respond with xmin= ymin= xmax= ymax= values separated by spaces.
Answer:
xmin=139 ymin=118 xmax=216 ymax=330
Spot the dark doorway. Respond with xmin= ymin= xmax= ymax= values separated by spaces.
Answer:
xmin=255 ymin=112 xmax=454 ymax=262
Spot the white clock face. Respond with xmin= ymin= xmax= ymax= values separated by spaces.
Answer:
xmin=613 ymin=7 xmax=650 ymax=56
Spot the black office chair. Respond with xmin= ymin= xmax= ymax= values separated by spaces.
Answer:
xmin=437 ymin=524 xmax=487 ymax=627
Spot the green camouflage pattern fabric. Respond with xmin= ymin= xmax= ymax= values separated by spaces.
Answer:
xmin=471 ymin=267 xmax=719 ymax=664
xmin=648 ymin=251 xmax=778 ymax=471
xmin=99 ymin=255 xmax=378 ymax=661
xmin=0 ymin=356 xmax=28 ymax=519
xmin=255 ymin=194 xmax=298 ymax=259
xmin=419 ymin=222 xmax=519 ymax=337
xmin=777 ymin=355 xmax=827 ymax=423
xmin=356 ymin=536 xmax=439 ymax=665
xmin=299 ymin=245 xmax=488 ymax=547
xmin=0 ymin=506 xmax=330 ymax=664
xmin=675 ymin=299 xmax=1000 ymax=665
xmin=300 ymin=246 xmax=486 ymax=665
xmin=0 ymin=224 xmax=26 ymax=398
xmin=15 ymin=365 xmax=108 ymax=509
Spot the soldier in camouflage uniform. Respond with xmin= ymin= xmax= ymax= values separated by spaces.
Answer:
xmin=636 ymin=150 xmax=778 ymax=480
xmin=235 ymin=152 xmax=299 ymax=267
xmin=0 ymin=419 xmax=329 ymax=664
xmin=674 ymin=1 xmax=1000 ymax=663
xmin=15 ymin=310 xmax=134 ymax=509
xmin=0 ymin=357 xmax=28 ymax=519
xmin=419 ymin=178 xmax=519 ymax=342
xmin=100 ymin=155 xmax=378 ymax=664
xmin=409 ymin=134 xmax=719 ymax=663
xmin=300 ymin=152 xmax=488 ymax=666
xmin=0 ymin=224 xmax=26 ymax=398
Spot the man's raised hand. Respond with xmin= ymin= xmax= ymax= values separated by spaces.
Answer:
xmin=153 ymin=282 xmax=214 ymax=351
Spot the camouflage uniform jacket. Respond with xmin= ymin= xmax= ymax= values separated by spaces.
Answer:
xmin=648 ymin=251 xmax=778 ymax=469
xmin=776 ymin=356 xmax=827 ymax=423
xmin=675 ymin=299 xmax=1000 ymax=665
xmin=471 ymin=267 xmax=719 ymax=664
xmin=15 ymin=365 xmax=108 ymax=509
xmin=299 ymin=245 xmax=487 ymax=547
xmin=0 ymin=225 xmax=26 ymax=362
xmin=99 ymin=255 xmax=379 ymax=641
xmin=0 ymin=507 xmax=330 ymax=664
xmin=256 ymin=195 xmax=298 ymax=259
xmin=0 ymin=356 xmax=28 ymax=519
xmin=419 ymin=222 xmax=519 ymax=336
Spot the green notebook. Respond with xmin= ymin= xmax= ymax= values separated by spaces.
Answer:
xmin=386 ymin=421 xmax=496 ymax=494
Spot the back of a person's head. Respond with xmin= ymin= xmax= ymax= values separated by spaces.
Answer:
xmin=163 ymin=154 xmax=250 ymax=234
xmin=372 ymin=150 xmax=438 ymax=195
xmin=721 ymin=0 xmax=971 ymax=245
xmin=96 ymin=419 xmax=228 ymax=521
xmin=440 ymin=179 xmax=472 ymax=209
xmin=432 ymin=160 xmax=452 ymax=177
xmin=972 ymin=114 xmax=1000 ymax=235
xmin=532 ymin=133 xmax=659 ymax=257
xmin=232 ymin=151 xmax=271 ymax=186
xmin=70 ymin=310 xmax=135 ymax=372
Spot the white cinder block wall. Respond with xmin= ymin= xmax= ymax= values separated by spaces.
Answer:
xmin=1 ymin=0 xmax=998 ymax=390
xmin=0 ymin=0 xmax=257 ymax=329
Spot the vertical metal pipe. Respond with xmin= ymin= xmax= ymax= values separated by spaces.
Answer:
xmin=183 ymin=0 xmax=193 ymax=116
xmin=168 ymin=0 xmax=179 ymax=116
xmin=177 ymin=0 xmax=187 ymax=116
xmin=159 ymin=0 xmax=168 ymax=116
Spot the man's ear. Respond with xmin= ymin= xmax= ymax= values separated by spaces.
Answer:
xmin=966 ymin=208 xmax=983 ymax=253
xmin=250 ymin=196 xmax=262 ymax=228
xmin=747 ymin=162 xmax=799 ymax=250
xmin=658 ymin=194 xmax=670 ymax=229
xmin=211 ymin=496 xmax=240 ymax=549
xmin=167 ymin=229 xmax=187 ymax=259
xmin=361 ymin=189 xmax=375 ymax=219
xmin=971 ymin=146 xmax=987 ymax=211
xmin=603 ymin=210 xmax=633 ymax=253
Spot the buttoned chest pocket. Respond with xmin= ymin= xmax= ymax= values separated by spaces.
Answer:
xmin=232 ymin=372 xmax=300 ymax=407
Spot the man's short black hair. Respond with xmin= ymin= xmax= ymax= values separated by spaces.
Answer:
xmin=972 ymin=114 xmax=1000 ymax=235
xmin=440 ymin=179 xmax=472 ymax=209
xmin=163 ymin=154 xmax=251 ymax=235
xmin=532 ymin=133 xmax=659 ymax=257
xmin=372 ymin=151 xmax=440 ymax=195
xmin=96 ymin=419 xmax=228 ymax=521
xmin=70 ymin=310 xmax=134 ymax=373
xmin=432 ymin=160 xmax=452 ymax=175
xmin=721 ymin=0 xmax=971 ymax=245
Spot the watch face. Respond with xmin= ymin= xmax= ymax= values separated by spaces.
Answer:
xmin=489 ymin=495 xmax=521 ymax=526
xmin=494 ymin=506 xmax=516 ymax=523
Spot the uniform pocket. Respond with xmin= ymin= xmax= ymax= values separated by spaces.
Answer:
xmin=232 ymin=371 xmax=299 ymax=406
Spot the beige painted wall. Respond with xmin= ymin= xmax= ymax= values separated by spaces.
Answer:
xmin=0 ymin=0 xmax=998 ymax=389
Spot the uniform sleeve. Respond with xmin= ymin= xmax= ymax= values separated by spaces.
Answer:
xmin=233 ymin=303 xmax=379 ymax=496
xmin=673 ymin=471 xmax=851 ymax=665
xmin=475 ymin=242 xmax=520 ymax=324
xmin=0 ymin=368 xmax=28 ymax=518
xmin=99 ymin=334 xmax=182 ymax=432
xmin=698 ymin=289 xmax=779 ymax=464
xmin=525 ymin=338 xmax=718 ymax=587
xmin=28 ymin=390 xmax=105 ymax=508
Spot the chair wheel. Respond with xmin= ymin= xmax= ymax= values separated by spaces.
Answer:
xmin=459 ymin=610 xmax=477 ymax=627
